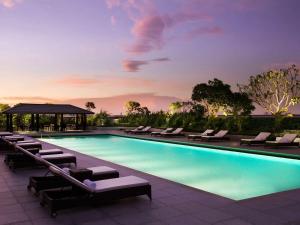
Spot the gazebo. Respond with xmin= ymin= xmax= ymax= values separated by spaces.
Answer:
xmin=2 ymin=103 xmax=94 ymax=132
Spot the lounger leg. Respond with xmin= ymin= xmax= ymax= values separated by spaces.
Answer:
xmin=147 ymin=187 xmax=152 ymax=200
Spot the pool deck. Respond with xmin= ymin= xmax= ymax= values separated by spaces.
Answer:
xmin=1 ymin=130 xmax=300 ymax=224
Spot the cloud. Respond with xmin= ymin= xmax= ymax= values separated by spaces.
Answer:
xmin=52 ymin=76 xmax=100 ymax=86
xmin=152 ymin=57 xmax=170 ymax=62
xmin=0 ymin=0 xmax=23 ymax=8
xmin=107 ymin=0 xmax=214 ymax=55
xmin=127 ymin=15 xmax=166 ymax=54
xmin=126 ymin=12 xmax=212 ymax=54
xmin=122 ymin=57 xmax=170 ymax=72
xmin=0 ymin=96 xmax=57 ymax=105
xmin=185 ymin=26 xmax=223 ymax=39
xmin=110 ymin=15 xmax=117 ymax=25
xmin=122 ymin=59 xmax=148 ymax=72
xmin=106 ymin=0 xmax=270 ymax=56
xmin=51 ymin=75 xmax=156 ymax=87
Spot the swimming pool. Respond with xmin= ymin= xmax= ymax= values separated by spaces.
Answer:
xmin=41 ymin=135 xmax=300 ymax=200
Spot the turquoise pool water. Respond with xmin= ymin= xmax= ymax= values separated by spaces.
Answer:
xmin=41 ymin=135 xmax=300 ymax=200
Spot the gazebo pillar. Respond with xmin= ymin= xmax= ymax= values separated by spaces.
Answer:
xmin=75 ymin=114 xmax=79 ymax=130
xmin=30 ymin=114 xmax=35 ymax=131
xmin=36 ymin=114 xmax=40 ymax=131
xmin=54 ymin=114 xmax=58 ymax=131
xmin=60 ymin=114 xmax=64 ymax=131
xmin=83 ymin=114 xmax=87 ymax=130
xmin=6 ymin=114 xmax=9 ymax=131
xmin=9 ymin=114 xmax=13 ymax=132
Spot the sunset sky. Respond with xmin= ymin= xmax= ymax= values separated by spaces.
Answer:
xmin=1 ymin=0 xmax=300 ymax=106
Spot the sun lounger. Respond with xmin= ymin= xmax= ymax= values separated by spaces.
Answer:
xmin=28 ymin=166 xmax=119 ymax=194
xmin=201 ymin=130 xmax=229 ymax=141
xmin=40 ymin=166 xmax=151 ymax=217
xmin=27 ymin=148 xmax=64 ymax=155
xmin=3 ymin=135 xmax=25 ymax=142
xmin=240 ymin=132 xmax=271 ymax=145
xmin=4 ymin=148 xmax=63 ymax=165
xmin=150 ymin=128 xmax=174 ymax=136
xmin=187 ymin=129 xmax=214 ymax=140
xmin=160 ymin=128 xmax=184 ymax=137
xmin=40 ymin=153 xmax=77 ymax=166
xmin=7 ymin=147 xmax=77 ymax=170
xmin=0 ymin=132 xmax=13 ymax=137
xmin=265 ymin=134 xmax=298 ymax=147
xmin=130 ymin=126 xmax=152 ymax=134
xmin=124 ymin=126 xmax=144 ymax=133
xmin=0 ymin=135 xmax=26 ymax=151
xmin=16 ymin=141 xmax=42 ymax=149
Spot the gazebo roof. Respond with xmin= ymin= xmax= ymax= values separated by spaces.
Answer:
xmin=2 ymin=103 xmax=94 ymax=114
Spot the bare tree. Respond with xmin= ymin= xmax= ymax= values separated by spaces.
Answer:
xmin=239 ymin=65 xmax=300 ymax=116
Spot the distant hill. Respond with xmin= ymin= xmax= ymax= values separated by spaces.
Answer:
xmin=59 ymin=93 xmax=182 ymax=114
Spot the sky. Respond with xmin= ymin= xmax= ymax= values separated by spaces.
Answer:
xmin=0 ymin=0 xmax=300 ymax=105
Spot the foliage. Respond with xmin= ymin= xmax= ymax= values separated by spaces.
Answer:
xmin=124 ymin=101 xmax=141 ymax=115
xmin=223 ymin=92 xmax=255 ymax=131
xmin=93 ymin=110 xmax=112 ymax=126
xmin=168 ymin=102 xmax=182 ymax=114
xmin=85 ymin=102 xmax=96 ymax=111
xmin=240 ymin=65 xmax=300 ymax=116
xmin=192 ymin=79 xmax=232 ymax=117
xmin=0 ymin=104 xmax=10 ymax=130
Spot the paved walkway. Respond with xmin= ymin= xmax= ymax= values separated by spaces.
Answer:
xmin=0 ymin=131 xmax=300 ymax=224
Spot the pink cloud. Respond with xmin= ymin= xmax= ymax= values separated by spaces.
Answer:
xmin=52 ymin=76 xmax=100 ymax=86
xmin=110 ymin=15 xmax=117 ymax=25
xmin=51 ymin=75 xmax=156 ymax=87
xmin=186 ymin=26 xmax=223 ymax=39
xmin=0 ymin=96 xmax=57 ymax=105
xmin=122 ymin=59 xmax=148 ymax=72
xmin=122 ymin=57 xmax=170 ymax=72
xmin=0 ymin=0 xmax=22 ymax=8
xmin=127 ymin=15 xmax=165 ymax=53
xmin=107 ymin=0 xmax=213 ymax=55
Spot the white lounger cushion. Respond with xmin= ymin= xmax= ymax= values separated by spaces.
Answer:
xmin=41 ymin=153 xmax=74 ymax=159
xmin=92 ymin=176 xmax=149 ymax=193
xmin=17 ymin=141 xmax=40 ymax=145
xmin=172 ymin=128 xmax=183 ymax=134
xmin=278 ymin=134 xmax=297 ymax=143
xmin=39 ymin=149 xmax=63 ymax=155
xmin=215 ymin=130 xmax=228 ymax=137
xmin=254 ymin=132 xmax=271 ymax=141
xmin=189 ymin=129 xmax=214 ymax=137
xmin=4 ymin=135 xmax=23 ymax=139
xmin=88 ymin=166 xmax=117 ymax=175
xmin=160 ymin=128 xmax=174 ymax=134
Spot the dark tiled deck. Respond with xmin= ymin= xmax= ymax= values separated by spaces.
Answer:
xmin=1 ymin=131 xmax=300 ymax=224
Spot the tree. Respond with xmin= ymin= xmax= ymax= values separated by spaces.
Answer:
xmin=192 ymin=79 xmax=232 ymax=117
xmin=93 ymin=110 xmax=111 ymax=126
xmin=224 ymin=92 xmax=255 ymax=117
xmin=239 ymin=65 xmax=300 ymax=116
xmin=0 ymin=104 xmax=10 ymax=130
xmin=0 ymin=103 xmax=10 ymax=112
xmin=169 ymin=102 xmax=182 ymax=114
xmin=85 ymin=102 xmax=96 ymax=111
xmin=224 ymin=92 xmax=255 ymax=131
xmin=124 ymin=101 xmax=141 ymax=114
xmin=137 ymin=106 xmax=150 ymax=115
